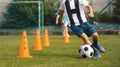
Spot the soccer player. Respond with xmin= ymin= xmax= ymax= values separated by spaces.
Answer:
xmin=55 ymin=9 xmax=70 ymax=37
xmin=59 ymin=0 xmax=105 ymax=57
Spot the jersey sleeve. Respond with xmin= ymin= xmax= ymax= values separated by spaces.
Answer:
xmin=80 ymin=0 xmax=89 ymax=6
xmin=59 ymin=1 xmax=64 ymax=10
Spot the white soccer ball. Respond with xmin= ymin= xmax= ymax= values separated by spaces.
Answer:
xmin=79 ymin=44 xmax=94 ymax=58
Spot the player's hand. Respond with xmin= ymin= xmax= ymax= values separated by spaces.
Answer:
xmin=56 ymin=20 xmax=59 ymax=24
xmin=88 ymin=13 xmax=94 ymax=18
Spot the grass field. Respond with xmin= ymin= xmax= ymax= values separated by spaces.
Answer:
xmin=0 ymin=35 xmax=120 ymax=67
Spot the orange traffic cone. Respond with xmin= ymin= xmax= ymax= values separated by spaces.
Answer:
xmin=17 ymin=31 xmax=32 ymax=58
xmin=34 ymin=29 xmax=42 ymax=50
xmin=63 ymin=29 xmax=69 ymax=43
xmin=42 ymin=29 xmax=49 ymax=47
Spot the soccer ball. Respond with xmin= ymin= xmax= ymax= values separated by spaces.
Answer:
xmin=79 ymin=44 xmax=94 ymax=58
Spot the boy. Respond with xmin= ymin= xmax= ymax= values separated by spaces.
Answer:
xmin=59 ymin=0 xmax=105 ymax=57
xmin=55 ymin=9 xmax=70 ymax=37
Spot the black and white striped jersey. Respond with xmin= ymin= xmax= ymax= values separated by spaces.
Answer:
xmin=59 ymin=0 xmax=89 ymax=26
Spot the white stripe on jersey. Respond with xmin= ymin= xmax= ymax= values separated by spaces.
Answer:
xmin=72 ymin=14 xmax=80 ymax=26
xmin=60 ymin=0 xmax=88 ymax=26
xmin=69 ymin=0 xmax=75 ymax=9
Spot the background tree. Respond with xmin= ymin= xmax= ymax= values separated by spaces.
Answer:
xmin=112 ymin=0 xmax=120 ymax=23
xmin=1 ymin=0 xmax=39 ymax=28
xmin=1 ymin=0 xmax=58 ymax=28
xmin=42 ymin=0 xmax=59 ymax=25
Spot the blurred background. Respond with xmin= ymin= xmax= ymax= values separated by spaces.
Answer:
xmin=0 ymin=0 xmax=119 ymax=35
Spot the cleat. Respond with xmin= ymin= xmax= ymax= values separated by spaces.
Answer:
xmin=91 ymin=45 xmax=102 ymax=58
xmin=94 ymin=50 xmax=102 ymax=58
xmin=94 ymin=44 xmax=105 ymax=53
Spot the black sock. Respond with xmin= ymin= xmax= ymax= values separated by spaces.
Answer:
xmin=91 ymin=45 xmax=97 ymax=52
xmin=93 ymin=40 xmax=98 ymax=46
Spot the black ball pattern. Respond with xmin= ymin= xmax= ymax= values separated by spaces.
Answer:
xmin=84 ymin=47 xmax=88 ymax=51
xmin=82 ymin=54 xmax=87 ymax=58
xmin=79 ymin=49 xmax=81 ymax=53
xmin=90 ymin=52 xmax=93 ymax=56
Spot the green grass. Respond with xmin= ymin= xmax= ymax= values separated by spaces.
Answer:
xmin=0 ymin=35 xmax=120 ymax=67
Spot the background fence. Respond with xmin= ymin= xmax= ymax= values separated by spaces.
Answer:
xmin=0 ymin=0 xmax=119 ymax=35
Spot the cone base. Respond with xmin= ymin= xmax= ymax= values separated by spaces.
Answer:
xmin=17 ymin=56 xmax=32 ymax=58
xmin=64 ymin=41 xmax=69 ymax=43
xmin=34 ymin=49 xmax=42 ymax=51
xmin=43 ymin=45 xmax=49 ymax=47
xmin=64 ymin=37 xmax=69 ymax=43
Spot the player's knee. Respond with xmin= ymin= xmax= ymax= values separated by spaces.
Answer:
xmin=92 ymin=32 xmax=98 ymax=38
xmin=80 ymin=33 xmax=92 ymax=45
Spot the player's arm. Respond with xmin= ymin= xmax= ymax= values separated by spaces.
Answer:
xmin=86 ymin=4 xmax=94 ymax=18
xmin=81 ymin=0 xmax=94 ymax=17
xmin=55 ymin=14 xmax=60 ymax=24
xmin=59 ymin=10 xmax=64 ymax=25
xmin=55 ymin=10 xmax=61 ymax=24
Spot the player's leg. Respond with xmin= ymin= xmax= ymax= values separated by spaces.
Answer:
xmin=80 ymin=33 xmax=102 ymax=58
xmin=62 ymin=24 xmax=69 ymax=37
xmin=82 ymin=22 xmax=105 ymax=53
xmin=82 ymin=22 xmax=102 ymax=57
xmin=63 ymin=25 xmax=70 ymax=37
xmin=80 ymin=33 xmax=101 ymax=57
xmin=80 ymin=33 xmax=91 ymax=45
xmin=92 ymin=32 xmax=105 ymax=53
xmin=70 ymin=25 xmax=101 ymax=57
xmin=61 ymin=25 xmax=64 ymax=37
xmin=63 ymin=20 xmax=70 ymax=37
